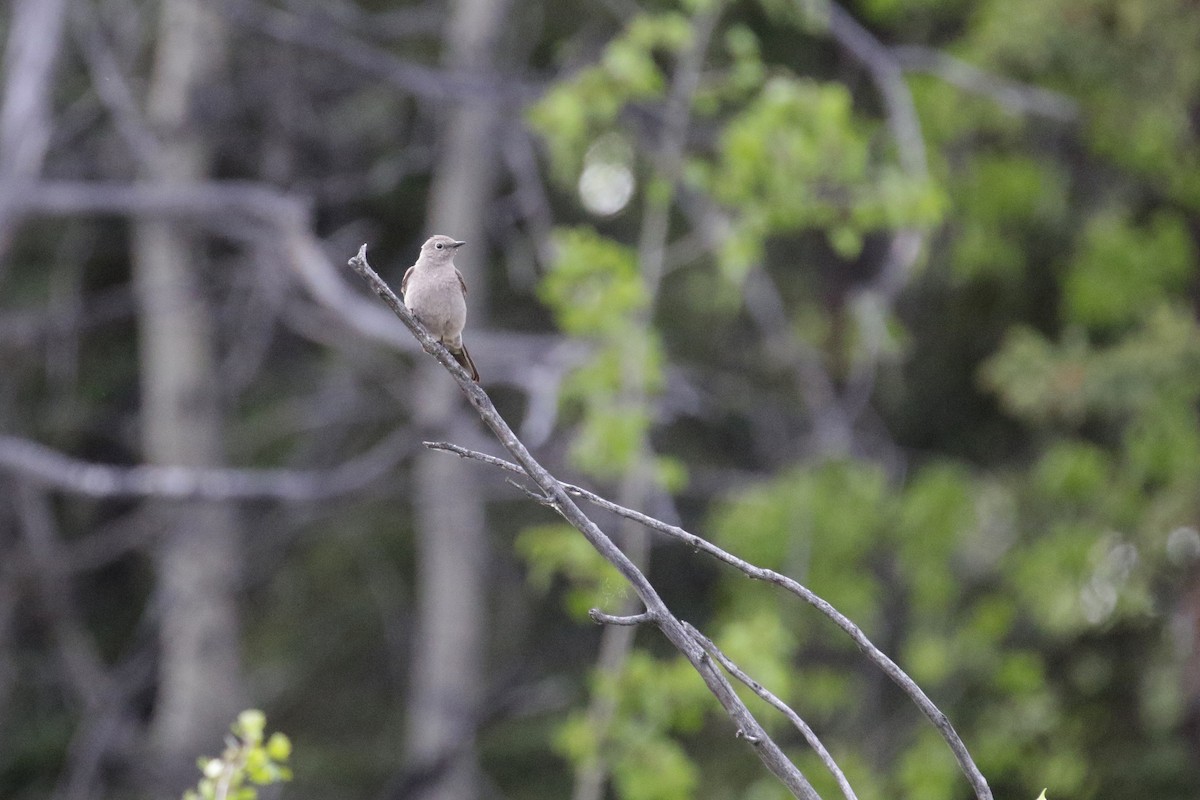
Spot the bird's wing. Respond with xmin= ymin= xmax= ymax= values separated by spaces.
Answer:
xmin=401 ymin=265 xmax=415 ymax=294
xmin=456 ymin=268 xmax=468 ymax=297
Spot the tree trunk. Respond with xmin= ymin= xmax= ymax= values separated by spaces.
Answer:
xmin=132 ymin=0 xmax=242 ymax=788
xmin=404 ymin=0 xmax=511 ymax=797
xmin=0 ymin=0 xmax=69 ymax=255
xmin=0 ymin=0 xmax=70 ymax=732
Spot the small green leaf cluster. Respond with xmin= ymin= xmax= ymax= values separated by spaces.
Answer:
xmin=528 ymin=12 xmax=694 ymax=185
xmin=1062 ymin=211 xmax=1196 ymax=331
xmin=183 ymin=710 xmax=292 ymax=800
xmin=539 ymin=227 xmax=648 ymax=337
xmin=691 ymin=24 xmax=767 ymax=113
xmin=538 ymin=227 xmax=677 ymax=481
xmin=516 ymin=523 xmax=626 ymax=620
xmin=982 ymin=306 xmax=1200 ymax=428
xmin=947 ymin=153 xmax=1068 ymax=280
xmin=556 ymin=652 xmax=711 ymax=800
xmin=694 ymin=76 xmax=944 ymax=278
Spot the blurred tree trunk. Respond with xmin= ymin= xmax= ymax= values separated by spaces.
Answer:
xmin=0 ymin=0 xmax=69 ymax=734
xmin=0 ymin=0 xmax=68 ymax=255
xmin=132 ymin=0 xmax=242 ymax=787
xmin=404 ymin=0 xmax=510 ymax=797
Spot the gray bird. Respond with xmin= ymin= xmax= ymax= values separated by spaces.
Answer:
xmin=402 ymin=234 xmax=480 ymax=382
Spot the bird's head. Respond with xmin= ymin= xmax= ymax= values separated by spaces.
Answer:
xmin=421 ymin=235 xmax=466 ymax=266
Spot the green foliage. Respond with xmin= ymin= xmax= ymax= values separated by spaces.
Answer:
xmin=712 ymin=607 xmax=799 ymax=703
xmin=983 ymin=306 xmax=1200 ymax=428
xmin=528 ymin=12 xmax=694 ymax=184
xmin=893 ymin=464 xmax=976 ymax=613
xmin=539 ymin=228 xmax=647 ymax=337
xmin=694 ymin=76 xmax=944 ymax=279
xmin=712 ymin=460 xmax=891 ymax=625
xmin=1030 ymin=440 xmax=1115 ymax=515
xmin=516 ymin=523 xmax=627 ymax=620
xmin=1063 ymin=211 xmax=1195 ymax=330
xmin=11 ymin=0 xmax=1200 ymax=797
xmin=968 ymin=0 xmax=1200 ymax=206
xmin=555 ymin=652 xmax=710 ymax=800
xmin=183 ymin=710 xmax=292 ymax=800
xmin=536 ymin=227 xmax=671 ymax=480
xmin=949 ymin=154 xmax=1068 ymax=280
xmin=894 ymin=727 xmax=963 ymax=800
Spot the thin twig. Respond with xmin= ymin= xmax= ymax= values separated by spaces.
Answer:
xmin=893 ymin=45 xmax=1079 ymax=122
xmin=820 ymin=1 xmax=932 ymax=436
xmin=685 ymin=622 xmax=857 ymax=800
xmin=424 ymin=439 xmax=992 ymax=800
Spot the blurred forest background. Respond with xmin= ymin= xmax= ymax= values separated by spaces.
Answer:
xmin=2 ymin=0 xmax=1200 ymax=798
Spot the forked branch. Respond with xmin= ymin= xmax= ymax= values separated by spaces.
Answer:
xmin=425 ymin=440 xmax=993 ymax=800
xmin=348 ymin=244 xmax=823 ymax=800
xmin=348 ymin=244 xmax=993 ymax=800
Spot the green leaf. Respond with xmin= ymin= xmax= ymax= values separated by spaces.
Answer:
xmin=265 ymin=732 xmax=292 ymax=762
xmin=235 ymin=709 xmax=266 ymax=744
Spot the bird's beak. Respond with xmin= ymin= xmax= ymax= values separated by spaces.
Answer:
xmin=451 ymin=240 xmax=466 ymax=248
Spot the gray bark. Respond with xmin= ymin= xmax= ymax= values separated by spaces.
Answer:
xmin=0 ymin=0 xmax=71 ymax=733
xmin=132 ymin=0 xmax=242 ymax=786
xmin=0 ymin=0 xmax=69 ymax=254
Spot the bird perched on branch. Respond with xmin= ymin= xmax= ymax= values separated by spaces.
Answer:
xmin=401 ymin=234 xmax=479 ymax=382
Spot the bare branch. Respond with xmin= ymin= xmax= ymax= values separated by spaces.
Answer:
xmin=0 ymin=0 xmax=70 ymax=252
xmin=505 ymin=476 xmax=556 ymax=506
xmin=423 ymin=440 xmax=993 ymax=800
xmin=809 ymin=2 xmax=934 ymax=463
xmin=349 ymin=246 xmax=822 ymax=800
xmin=70 ymin=1 xmax=164 ymax=167
xmin=0 ymin=430 xmax=409 ymax=500
xmin=743 ymin=266 xmax=852 ymax=455
xmin=4 ymin=178 xmax=583 ymax=391
xmin=589 ymin=610 xmax=655 ymax=627
xmin=225 ymin=0 xmax=539 ymax=103
xmin=3 ymin=179 xmax=310 ymax=224
xmin=820 ymin=1 xmax=925 ymax=178
xmin=893 ymin=45 xmax=1079 ymax=122
xmin=17 ymin=485 xmax=154 ymax=800
xmin=16 ymin=484 xmax=111 ymax=709
xmin=0 ymin=0 xmax=69 ymax=179
xmin=686 ymin=622 xmax=857 ymax=800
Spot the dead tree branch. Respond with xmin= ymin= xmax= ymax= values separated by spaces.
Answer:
xmin=0 ymin=430 xmax=409 ymax=500
xmin=893 ymin=45 xmax=1079 ymax=122
xmin=348 ymin=244 xmax=822 ymax=800
xmin=685 ymin=622 xmax=857 ymax=800
xmin=423 ymin=440 xmax=993 ymax=800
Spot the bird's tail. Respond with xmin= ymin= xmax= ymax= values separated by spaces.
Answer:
xmin=453 ymin=344 xmax=480 ymax=382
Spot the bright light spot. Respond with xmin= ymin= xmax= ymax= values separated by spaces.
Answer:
xmin=1105 ymin=541 xmax=1138 ymax=580
xmin=578 ymin=134 xmax=635 ymax=216
xmin=1166 ymin=526 xmax=1200 ymax=565
xmin=1080 ymin=580 xmax=1117 ymax=625
xmin=1080 ymin=538 xmax=1139 ymax=626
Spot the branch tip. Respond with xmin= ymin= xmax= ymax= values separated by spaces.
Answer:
xmin=736 ymin=729 xmax=762 ymax=744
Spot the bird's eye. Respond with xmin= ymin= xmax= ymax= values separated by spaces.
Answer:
xmin=435 ymin=242 xmax=444 ymax=250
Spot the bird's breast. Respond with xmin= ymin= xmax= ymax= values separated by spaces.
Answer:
xmin=404 ymin=270 xmax=467 ymax=338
